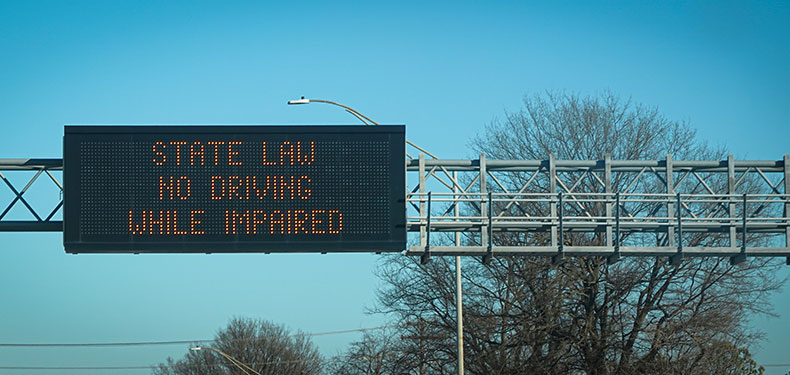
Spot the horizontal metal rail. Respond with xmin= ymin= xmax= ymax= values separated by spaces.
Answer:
xmin=0 ymin=158 xmax=63 ymax=170
xmin=407 ymin=192 xmax=789 ymax=233
xmin=406 ymin=159 xmax=787 ymax=172
xmin=404 ymin=246 xmax=790 ymax=257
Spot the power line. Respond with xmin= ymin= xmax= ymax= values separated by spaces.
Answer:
xmin=291 ymin=324 xmax=405 ymax=337
xmin=0 ymin=358 xmax=325 ymax=371
xmin=0 ymin=339 xmax=203 ymax=348
xmin=0 ymin=323 xmax=405 ymax=348
xmin=0 ymin=366 xmax=151 ymax=371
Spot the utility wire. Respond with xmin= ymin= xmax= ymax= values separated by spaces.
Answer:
xmin=0 ymin=366 xmax=151 ymax=370
xmin=0 ymin=323 xmax=406 ymax=348
xmin=0 ymin=339 xmax=202 ymax=348
xmin=0 ymin=358 xmax=326 ymax=371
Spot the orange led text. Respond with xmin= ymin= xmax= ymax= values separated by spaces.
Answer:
xmin=224 ymin=209 xmax=343 ymax=235
xmin=128 ymin=210 xmax=205 ymax=235
xmin=210 ymin=175 xmax=312 ymax=200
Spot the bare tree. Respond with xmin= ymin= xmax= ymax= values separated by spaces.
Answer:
xmin=684 ymin=340 xmax=764 ymax=375
xmin=327 ymin=325 xmax=454 ymax=375
xmin=364 ymin=91 xmax=785 ymax=374
xmin=326 ymin=330 xmax=399 ymax=375
xmin=153 ymin=317 xmax=322 ymax=375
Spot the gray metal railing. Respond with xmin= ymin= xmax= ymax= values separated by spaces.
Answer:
xmin=407 ymin=154 xmax=790 ymax=264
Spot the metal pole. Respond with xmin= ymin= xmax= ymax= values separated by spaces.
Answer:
xmin=453 ymin=171 xmax=464 ymax=375
xmin=419 ymin=153 xmax=426 ymax=248
xmin=670 ymin=192 xmax=683 ymax=265
xmin=480 ymin=154 xmax=490 ymax=264
xmin=730 ymin=192 xmax=748 ymax=265
xmin=666 ymin=154 xmax=675 ymax=246
xmin=608 ymin=192 xmax=621 ymax=264
xmin=784 ymin=155 xmax=790 ymax=265
xmin=728 ymin=155 xmax=737 ymax=248
xmin=615 ymin=192 xmax=620 ymax=253
xmin=455 ymin=256 xmax=464 ymax=375
xmin=487 ymin=191 xmax=493 ymax=258
xmin=422 ymin=191 xmax=432 ymax=264
xmin=553 ymin=191 xmax=564 ymax=264
xmin=606 ymin=153 xmax=619 ymax=265
xmin=549 ymin=154 xmax=557 ymax=247
xmin=743 ymin=193 xmax=748 ymax=253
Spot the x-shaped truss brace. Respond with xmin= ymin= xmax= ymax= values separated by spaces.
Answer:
xmin=0 ymin=169 xmax=63 ymax=222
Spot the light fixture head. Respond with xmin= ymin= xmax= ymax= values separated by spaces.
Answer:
xmin=190 ymin=347 xmax=202 ymax=351
xmin=287 ymin=96 xmax=310 ymax=105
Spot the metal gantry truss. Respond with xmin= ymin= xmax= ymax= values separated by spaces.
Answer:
xmin=0 ymin=159 xmax=63 ymax=232
xmin=3 ymin=155 xmax=790 ymax=265
xmin=406 ymin=154 xmax=790 ymax=265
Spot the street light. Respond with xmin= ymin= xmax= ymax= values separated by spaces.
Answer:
xmin=287 ymin=97 xmax=381 ymax=126
xmin=190 ymin=346 xmax=261 ymax=375
xmin=287 ymin=96 xmax=464 ymax=375
xmin=287 ymin=97 xmax=310 ymax=105
xmin=286 ymin=96 xmax=439 ymax=159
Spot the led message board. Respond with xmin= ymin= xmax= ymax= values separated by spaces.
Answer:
xmin=63 ymin=126 xmax=406 ymax=253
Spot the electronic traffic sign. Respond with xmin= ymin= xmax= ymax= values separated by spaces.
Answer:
xmin=63 ymin=125 xmax=406 ymax=253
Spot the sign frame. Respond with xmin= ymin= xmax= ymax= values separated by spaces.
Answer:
xmin=63 ymin=125 xmax=406 ymax=253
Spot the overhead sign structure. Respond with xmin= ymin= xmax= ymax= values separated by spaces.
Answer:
xmin=63 ymin=125 xmax=406 ymax=253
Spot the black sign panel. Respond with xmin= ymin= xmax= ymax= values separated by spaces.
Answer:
xmin=64 ymin=126 xmax=406 ymax=253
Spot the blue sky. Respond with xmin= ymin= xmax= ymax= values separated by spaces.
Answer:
xmin=1 ymin=1 xmax=789 ymax=374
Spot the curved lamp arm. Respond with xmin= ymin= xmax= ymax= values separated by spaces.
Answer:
xmin=287 ymin=97 xmax=439 ymax=159
xmin=287 ymin=97 xmax=379 ymax=126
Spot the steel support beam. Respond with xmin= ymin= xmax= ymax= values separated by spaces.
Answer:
xmin=406 ymin=246 xmax=790 ymax=257
xmin=666 ymin=154 xmax=676 ymax=250
xmin=406 ymin=155 xmax=790 ymax=260
xmin=4 ymin=156 xmax=790 ymax=262
xmin=728 ymin=154 xmax=738 ymax=249
xmin=480 ymin=154 xmax=491 ymax=264
xmin=785 ymin=154 xmax=790 ymax=265
xmin=0 ymin=158 xmax=63 ymax=236
xmin=604 ymin=154 xmax=613 ymax=247
xmin=0 ymin=221 xmax=63 ymax=231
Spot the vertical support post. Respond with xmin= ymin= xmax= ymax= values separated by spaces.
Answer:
xmin=731 ymin=193 xmax=748 ymax=265
xmin=784 ymin=154 xmax=790 ymax=266
xmin=742 ymin=193 xmax=747 ymax=252
xmin=455 ymin=254 xmax=464 ymax=375
xmin=453 ymin=171 xmax=464 ymax=375
xmin=728 ymin=154 xmax=737 ymax=248
xmin=604 ymin=154 xmax=613 ymax=247
xmin=669 ymin=192 xmax=683 ymax=265
xmin=608 ymin=192 xmax=621 ymax=265
xmin=488 ymin=192 xmax=493 ymax=249
xmin=482 ymin=192 xmax=494 ymax=264
xmin=454 ymin=171 xmax=461 ymax=248
xmin=552 ymin=192 xmax=564 ymax=264
xmin=549 ymin=154 xmax=558 ymax=247
xmin=479 ymin=154 xmax=488 ymax=263
xmin=419 ymin=153 xmax=426 ymax=249
xmin=666 ymin=154 xmax=675 ymax=247
xmin=421 ymin=192 xmax=432 ymax=265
